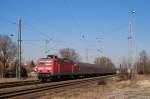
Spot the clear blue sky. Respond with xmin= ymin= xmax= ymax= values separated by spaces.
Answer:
xmin=0 ymin=0 xmax=150 ymax=65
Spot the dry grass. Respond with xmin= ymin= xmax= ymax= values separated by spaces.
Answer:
xmin=39 ymin=75 xmax=150 ymax=99
xmin=1 ymin=75 xmax=150 ymax=99
xmin=0 ymin=77 xmax=37 ymax=83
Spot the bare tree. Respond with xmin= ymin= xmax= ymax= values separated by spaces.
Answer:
xmin=0 ymin=35 xmax=17 ymax=76
xmin=24 ymin=60 xmax=35 ymax=73
xmin=139 ymin=50 xmax=149 ymax=63
xmin=121 ymin=57 xmax=128 ymax=69
xmin=94 ymin=56 xmax=115 ymax=68
xmin=59 ymin=48 xmax=79 ymax=62
xmin=0 ymin=61 xmax=3 ymax=77
xmin=135 ymin=50 xmax=150 ymax=74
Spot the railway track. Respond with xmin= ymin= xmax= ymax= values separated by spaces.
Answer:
xmin=0 ymin=74 xmax=117 ymax=99
xmin=0 ymin=80 xmax=40 ymax=88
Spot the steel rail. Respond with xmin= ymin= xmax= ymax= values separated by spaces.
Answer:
xmin=0 ymin=80 xmax=40 ymax=88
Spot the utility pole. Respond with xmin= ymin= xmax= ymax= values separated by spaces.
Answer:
xmin=96 ymin=35 xmax=103 ymax=58
xmin=86 ymin=48 xmax=88 ymax=63
xmin=16 ymin=19 xmax=22 ymax=79
xmin=135 ymin=46 xmax=138 ymax=73
xmin=44 ymin=39 xmax=49 ymax=54
xmin=81 ymin=34 xmax=89 ymax=63
xmin=143 ymin=56 xmax=145 ymax=74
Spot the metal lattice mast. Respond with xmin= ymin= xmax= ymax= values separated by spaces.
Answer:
xmin=128 ymin=10 xmax=135 ymax=69
xmin=128 ymin=21 xmax=132 ymax=69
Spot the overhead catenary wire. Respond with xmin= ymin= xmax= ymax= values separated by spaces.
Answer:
xmin=63 ymin=0 xmax=86 ymax=39
xmin=0 ymin=0 xmax=51 ymax=42
xmin=0 ymin=16 xmax=52 ymax=41
xmin=23 ymin=23 xmax=52 ymax=41
xmin=0 ymin=17 xmax=63 ymax=49
xmin=0 ymin=17 xmax=17 ymax=25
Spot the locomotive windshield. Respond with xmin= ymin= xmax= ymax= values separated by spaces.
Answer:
xmin=38 ymin=60 xmax=52 ymax=65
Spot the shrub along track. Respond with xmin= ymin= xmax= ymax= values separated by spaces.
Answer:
xmin=0 ymin=75 xmax=117 ymax=99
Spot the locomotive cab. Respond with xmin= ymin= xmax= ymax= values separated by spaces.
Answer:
xmin=36 ymin=55 xmax=57 ymax=81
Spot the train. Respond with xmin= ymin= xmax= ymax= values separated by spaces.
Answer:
xmin=35 ymin=55 xmax=116 ymax=81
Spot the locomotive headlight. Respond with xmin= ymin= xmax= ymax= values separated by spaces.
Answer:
xmin=38 ymin=67 xmax=44 ymax=70
xmin=46 ymin=67 xmax=52 ymax=70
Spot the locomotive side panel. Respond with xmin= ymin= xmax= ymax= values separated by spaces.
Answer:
xmin=56 ymin=60 xmax=74 ymax=75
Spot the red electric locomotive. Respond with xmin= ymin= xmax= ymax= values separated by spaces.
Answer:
xmin=36 ymin=55 xmax=74 ymax=81
xmin=36 ymin=55 xmax=116 ymax=81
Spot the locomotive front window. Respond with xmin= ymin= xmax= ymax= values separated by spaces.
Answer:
xmin=38 ymin=61 xmax=52 ymax=65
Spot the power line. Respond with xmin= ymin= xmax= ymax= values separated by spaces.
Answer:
xmin=0 ymin=1 xmax=51 ymax=41
xmin=63 ymin=0 xmax=85 ymax=39
xmin=0 ymin=17 xmax=52 ymax=41
xmin=23 ymin=23 xmax=52 ymax=41
xmin=0 ymin=17 xmax=17 ymax=25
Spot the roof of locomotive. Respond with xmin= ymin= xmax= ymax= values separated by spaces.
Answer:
xmin=37 ymin=55 xmax=73 ymax=62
